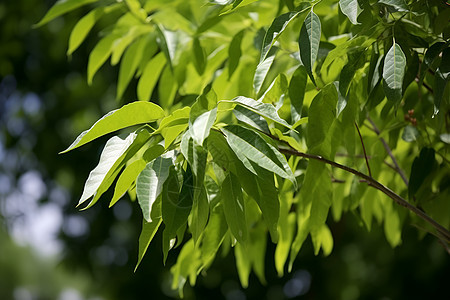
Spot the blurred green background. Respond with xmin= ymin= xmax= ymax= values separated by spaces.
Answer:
xmin=0 ymin=1 xmax=449 ymax=299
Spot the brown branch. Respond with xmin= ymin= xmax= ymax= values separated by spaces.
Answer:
xmin=366 ymin=117 xmax=409 ymax=186
xmin=279 ymin=147 xmax=450 ymax=243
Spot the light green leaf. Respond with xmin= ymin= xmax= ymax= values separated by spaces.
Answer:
xmin=200 ymin=204 xmax=228 ymax=269
xmin=260 ymin=10 xmax=307 ymax=63
xmin=298 ymin=10 xmax=321 ymax=85
xmin=137 ymin=52 xmax=167 ymax=102
xmin=339 ymin=0 xmax=363 ymax=25
xmin=310 ymin=224 xmax=333 ymax=256
xmin=222 ymin=125 xmax=296 ymax=185
xmin=158 ymin=65 xmax=178 ymax=109
xmin=227 ymin=96 xmax=293 ymax=129
xmin=192 ymin=37 xmax=206 ymax=75
xmin=260 ymin=73 xmax=288 ymax=105
xmin=383 ymin=43 xmax=406 ymax=104
xmin=78 ymin=133 xmax=137 ymax=208
xmin=379 ymin=0 xmax=409 ymax=12
xmin=136 ymin=157 xmax=173 ymax=222
xmin=170 ymin=239 xmax=201 ymax=298
xmin=87 ymin=34 xmax=120 ymax=85
xmin=61 ymin=101 xmax=165 ymax=153
xmin=110 ymin=159 xmax=146 ymax=207
xmin=228 ymin=30 xmax=245 ymax=79
xmin=34 ymin=0 xmax=98 ymax=27
xmin=221 ymin=173 xmax=247 ymax=244
xmin=162 ymin=167 xmax=193 ymax=238
xmin=135 ymin=217 xmax=162 ymax=271
xmin=190 ymin=108 xmax=217 ymax=146
xmin=234 ymin=242 xmax=251 ymax=288
xmin=117 ymin=35 xmax=157 ymax=100
xmin=289 ymin=66 xmax=307 ymax=123
xmin=155 ymin=107 xmax=190 ymax=148
xmin=67 ymin=5 xmax=122 ymax=56
xmin=111 ymin=25 xmax=153 ymax=66
xmin=254 ymin=48 xmax=277 ymax=95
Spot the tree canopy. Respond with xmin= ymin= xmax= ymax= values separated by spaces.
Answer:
xmin=37 ymin=0 xmax=449 ymax=296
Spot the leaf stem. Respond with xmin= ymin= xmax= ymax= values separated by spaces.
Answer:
xmin=279 ymin=147 xmax=450 ymax=243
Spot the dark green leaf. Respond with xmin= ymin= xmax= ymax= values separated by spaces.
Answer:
xmin=289 ymin=66 xmax=307 ymax=123
xmin=135 ymin=217 xmax=162 ymax=271
xmin=408 ymin=147 xmax=435 ymax=199
xmin=298 ymin=10 xmax=321 ymax=85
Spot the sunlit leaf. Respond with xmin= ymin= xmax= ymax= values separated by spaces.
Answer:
xmin=339 ymin=0 xmax=363 ymax=25
xmin=35 ymin=0 xmax=98 ymax=27
xmin=383 ymin=42 xmax=406 ymax=104
xmin=379 ymin=0 xmax=409 ymax=12
xmin=137 ymin=52 xmax=167 ymax=102
xmin=228 ymin=30 xmax=245 ymax=79
xmin=110 ymin=159 xmax=146 ymax=207
xmin=61 ymin=101 xmax=164 ymax=153
xmin=289 ymin=66 xmax=307 ymax=123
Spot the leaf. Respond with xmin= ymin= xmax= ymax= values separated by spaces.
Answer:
xmin=200 ymin=204 xmax=228 ymax=268
xmin=34 ymin=0 xmax=98 ymax=27
xmin=111 ymin=25 xmax=153 ymax=66
xmin=117 ymin=35 xmax=157 ymax=100
xmin=136 ymin=157 xmax=173 ymax=222
xmin=260 ymin=10 xmax=307 ymax=63
xmin=383 ymin=42 xmax=406 ymax=104
xmin=137 ymin=52 xmax=167 ymax=102
xmin=401 ymin=125 xmax=419 ymax=142
xmin=228 ymin=30 xmax=245 ymax=79
xmin=234 ymin=242 xmax=251 ymax=288
xmin=222 ymin=125 xmax=296 ymax=185
xmin=190 ymin=108 xmax=217 ymax=146
xmin=338 ymin=49 xmax=365 ymax=96
xmin=110 ymin=159 xmax=146 ymax=207
xmin=162 ymin=167 xmax=193 ymax=238
xmin=310 ymin=224 xmax=333 ymax=256
xmin=408 ymin=147 xmax=435 ymax=199
xmin=221 ymin=173 xmax=248 ymax=244
xmin=155 ymin=107 xmax=190 ymax=148
xmin=339 ymin=0 xmax=363 ymax=25
xmin=254 ymin=47 xmax=277 ymax=95
xmin=87 ymin=34 xmax=120 ymax=85
xmin=67 ymin=6 xmax=107 ymax=56
xmin=61 ymin=101 xmax=164 ymax=153
xmin=289 ymin=66 xmax=307 ymax=123
xmin=192 ymin=37 xmax=206 ymax=75
xmin=418 ymin=42 xmax=446 ymax=86
xmin=135 ymin=217 xmax=162 ymax=271
xmin=434 ymin=47 xmax=450 ymax=115
xmin=298 ymin=10 xmax=321 ymax=85
xmin=78 ymin=133 xmax=137 ymax=208
xmin=170 ymin=239 xmax=201 ymax=298
xmin=233 ymin=105 xmax=270 ymax=133
xmin=333 ymin=81 xmax=347 ymax=117
xmin=379 ymin=0 xmax=409 ymax=12
xmin=158 ymin=66 xmax=178 ymax=109
xmin=260 ymin=73 xmax=288 ymax=105
xmin=227 ymin=96 xmax=293 ymax=129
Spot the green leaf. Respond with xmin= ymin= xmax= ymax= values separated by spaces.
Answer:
xmin=234 ymin=242 xmax=251 ymax=288
xmin=434 ymin=47 xmax=450 ymax=115
xmin=221 ymin=173 xmax=248 ymax=244
xmin=333 ymin=81 xmax=347 ymax=117
xmin=192 ymin=37 xmax=206 ymax=75
xmin=162 ymin=167 xmax=193 ymax=238
xmin=137 ymin=52 xmax=167 ymax=102
xmin=228 ymin=30 xmax=245 ymax=79
xmin=200 ymin=204 xmax=228 ymax=268
xmin=110 ymin=159 xmax=146 ymax=207
xmin=155 ymin=107 xmax=190 ymax=148
xmin=158 ymin=66 xmax=178 ymax=109
xmin=298 ymin=10 xmax=321 ymax=85
xmin=260 ymin=73 xmax=288 ymax=105
xmin=338 ymin=49 xmax=365 ymax=96
xmin=289 ymin=66 xmax=307 ymax=123
xmin=260 ymin=10 xmax=307 ymax=63
xmin=170 ymin=239 xmax=201 ymax=298
xmin=136 ymin=157 xmax=173 ymax=222
xmin=135 ymin=217 xmax=162 ymax=271
xmin=111 ymin=25 xmax=153 ymax=66
xmin=233 ymin=105 xmax=270 ymax=133
xmin=67 ymin=6 xmax=111 ymax=56
xmin=227 ymin=96 xmax=293 ymax=129
xmin=418 ymin=42 xmax=446 ymax=86
xmin=401 ymin=125 xmax=419 ymax=142
xmin=87 ymin=34 xmax=120 ymax=85
xmin=117 ymin=35 xmax=156 ymax=100
xmin=254 ymin=47 xmax=277 ymax=95
xmin=339 ymin=0 xmax=363 ymax=25
xmin=78 ymin=133 xmax=137 ymax=208
xmin=408 ymin=147 xmax=435 ymax=199
xmin=34 ymin=0 xmax=98 ymax=27
xmin=383 ymin=42 xmax=406 ymax=104
xmin=379 ymin=0 xmax=409 ymax=12
xmin=310 ymin=224 xmax=333 ymax=256
xmin=61 ymin=101 xmax=165 ymax=153
xmin=190 ymin=108 xmax=217 ymax=146
xmin=222 ymin=125 xmax=296 ymax=185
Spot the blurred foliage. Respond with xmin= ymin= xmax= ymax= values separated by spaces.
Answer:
xmin=0 ymin=0 xmax=449 ymax=299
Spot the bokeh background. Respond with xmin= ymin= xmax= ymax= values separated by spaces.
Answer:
xmin=1 ymin=1 xmax=449 ymax=299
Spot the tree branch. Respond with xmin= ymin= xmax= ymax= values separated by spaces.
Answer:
xmin=366 ymin=117 xmax=409 ymax=186
xmin=279 ymin=147 xmax=450 ymax=243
